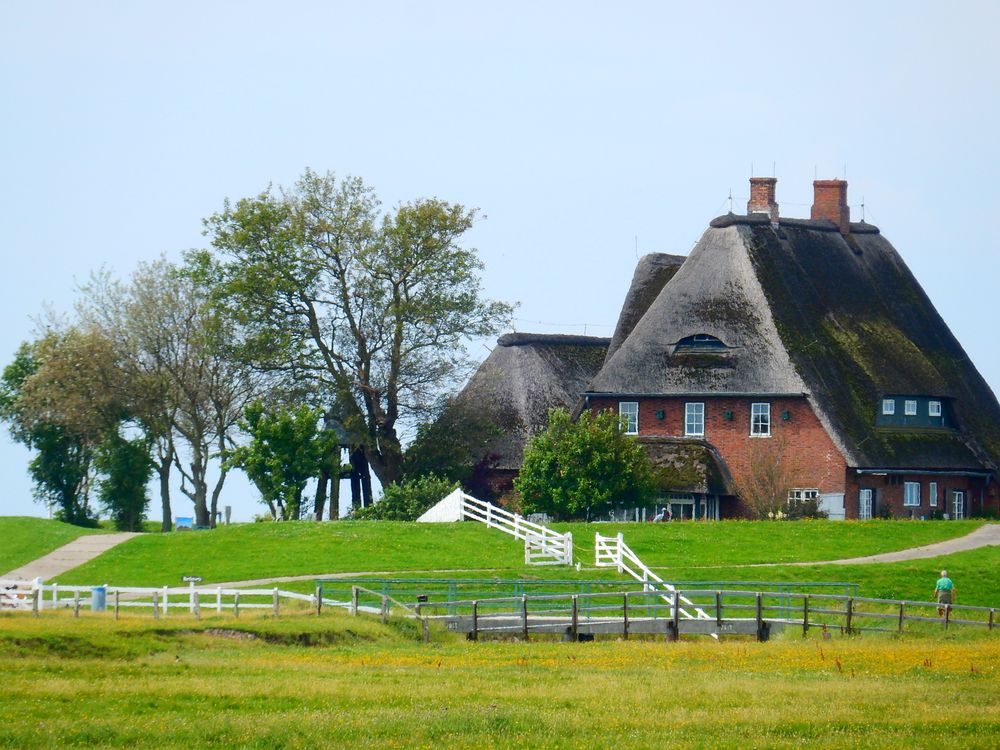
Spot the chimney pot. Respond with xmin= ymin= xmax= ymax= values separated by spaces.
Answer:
xmin=747 ymin=177 xmax=779 ymax=223
xmin=811 ymin=179 xmax=850 ymax=234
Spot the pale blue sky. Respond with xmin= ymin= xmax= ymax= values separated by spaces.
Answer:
xmin=2 ymin=1 xmax=998 ymax=521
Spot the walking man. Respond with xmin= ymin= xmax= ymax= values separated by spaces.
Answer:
xmin=934 ymin=569 xmax=955 ymax=617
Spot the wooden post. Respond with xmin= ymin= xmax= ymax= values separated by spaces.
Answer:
xmin=153 ymin=592 xmax=160 ymax=620
xmin=671 ymin=592 xmax=681 ymax=641
xmin=521 ymin=595 xmax=529 ymax=641
xmin=233 ymin=592 xmax=240 ymax=618
xmin=944 ymin=604 xmax=951 ymax=630
xmin=418 ymin=604 xmax=429 ymax=644
xmin=162 ymin=586 xmax=169 ymax=617
xmin=471 ymin=600 xmax=479 ymax=641
xmin=845 ymin=597 xmax=854 ymax=634
xmin=990 ymin=608 xmax=995 ymax=631
xmin=622 ymin=593 xmax=629 ymax=641
xmin=32 ymin=587 xmax=39 ymax=618
xmin=716 ymin=591 xmax=723 ymax=629
xmin=351 ymin=586 xmax=358 ymax=616
xmin=571 ymin=595 xmax=579 ymax=641
xmin=114 ymin=590 xmax=120 ymax=621
xmin=194 ymin=592 xmax=201 ymax=621
xmin=316 ymin=585 xmax=323 ymax=616
xmin=898 ymin=602 xmax=905 ymax=634
xmin=73 ymin=591 xmax=80 ymax=618
xmin=802 ymin=595 xmax=810 ymax=636
xmin=52 ymin=583 xmax=58 ymax=610
xmin=755 ymin=592 xmax=763 ymax=633
xmin=273 ymin=588 xmax=279 ymax=617
xmin=381 ymin=595 xmax=388 ymax=624
xmin=217 ymin=587 xmax=222 ymax=614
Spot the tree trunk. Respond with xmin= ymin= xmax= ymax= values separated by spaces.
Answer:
xmin=314 ymin=466 xmax=329 ymax=521
xmin=361 ymin=458 xmax=373 ymax=507
xmin=329 ymin=469 xmax=340 ymax=520
xmin=158 ymin=461 xmax=172 ymax=532
xmin=350 ymin=446 xmax=364 ymax=511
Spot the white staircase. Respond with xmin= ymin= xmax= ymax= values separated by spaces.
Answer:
xmin=595 ymin=532 xmax=713 ymax=623
xmin=418 ymin=489 xmax=573 ymax=566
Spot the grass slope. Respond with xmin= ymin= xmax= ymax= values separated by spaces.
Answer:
xmin=0 ymin=517 xmax=103 ymax=575
xmin=2 ymin=613 xmax=999 ymax=749
xmin=57 ymin=519 xmax=983 ymax=589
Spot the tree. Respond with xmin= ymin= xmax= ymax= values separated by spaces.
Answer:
xmin=94 ymin=432 xmax=154 ymax=531
xmin=732 ymin=434 xmax=811 ymax=519
xmin=514 ymin=408 xmax=658 ymax=520
xmin=80 ymin=258 xmax=263 ymax=528
xmin=225 ymin=401 xmax=339 ymax=521
xmin=352 ymin=474 xmax=457 ymax=521
xmin=204 ymin=169 xmax=513 ymax=489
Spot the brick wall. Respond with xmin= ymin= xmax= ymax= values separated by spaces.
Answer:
xmin=589 ymin=395 xmax=847 ymax=500
xmin=811 ymin=179 xmax=850 ymax=233
xmin=845 ymin=471 xmax=993 ymax=520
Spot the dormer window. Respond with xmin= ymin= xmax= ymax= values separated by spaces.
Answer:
xmin=876 ymin=396 xmax=950 ymax=428
xmin=929 ymin=400 xmax=942 ymax=417
xmin=882 ymin=399 xmax=895 ymax=415
xmin=904 ymin=400 xmax=917 ymax=416
xmin=675 ymin=334 xmax=726 ymax=352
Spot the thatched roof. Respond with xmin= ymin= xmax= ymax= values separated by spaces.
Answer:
xmin=642 ymin=438 xmax=734 ymax=494
xmin=606 ymin=253 xmax=686 ymax=361
xmin=458 ymin=333 xmax=609 ymax=470
xmin=589 ymin=215 xmax=1000 ymax=472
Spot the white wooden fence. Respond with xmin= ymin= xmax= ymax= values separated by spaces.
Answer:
xmin=594 ymin=532 xmax=714 ymax=623
xmin=457 ymin=491 xmax=573 ymax=566
xmin=0 ymin=577 xmax=351 ymax=618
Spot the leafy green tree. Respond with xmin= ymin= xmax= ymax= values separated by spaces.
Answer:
xmin=225 ymin=401 xmax=340 ymax=520
xmin=204 ymin=169 xmax=513 ymax=489
xmin=514 ymin=408 xmax=658 ymax=520
xmin=94 ymin=432 xmax=154 ymax=531
xmin=353 ymin=474 xmax=458 ymax=521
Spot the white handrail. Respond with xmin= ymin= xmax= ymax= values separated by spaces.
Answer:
xmin=456 ymin=491 xmax=573 ymax=566
xmin=594 ymin=533 xmax=713 ymax=622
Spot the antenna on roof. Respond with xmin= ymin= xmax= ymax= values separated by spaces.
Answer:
xmin=861 ymin=196 xmax=866 ymax=222
xmin=728 ymin=189 xmax=733 ymax=213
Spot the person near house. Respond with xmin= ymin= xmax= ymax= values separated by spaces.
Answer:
xmin=934 ymin=570 xmax=955 ymax=617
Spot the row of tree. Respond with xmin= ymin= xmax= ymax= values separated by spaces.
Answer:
xmin=1 ymin=170 xmax=512 ymax=529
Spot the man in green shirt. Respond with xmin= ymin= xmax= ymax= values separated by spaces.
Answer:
xmin=934 ymin=570 xmax=955 ymax=617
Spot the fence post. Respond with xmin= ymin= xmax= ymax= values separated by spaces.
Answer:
xmin=845 ymin=597 xmax=854 ymax=634
xmin=564 ymin=532 xmax=572 ymax=565
xmin=51 ymin=582 xmax=58 ymax=610
xmin=152 ymin=591 xmax=160 ymax=620
xmin=73 ymin=590 xmax=80 ymax=618
xmin=521 ymin=595 xmax=529 ymax=641
xmin=217 ymin=588 xmax=222 ymax=615
xmin=194 ymin=591 xmax=201 ymax=621
xmin=189 ymin=580 xmax=195 ymax=614
xmin=802 ymin=595 xmax=810 ymax=636
xmin=471 ymin=600 xmax=479 ymax=641
xmin=234 ymin=592 xmax=240 ymax=618
xmin=898 ymin=602 xmax=905 ymax=634
xmin=616 ymin=532 xmax=624 ymax=573
xmin=755 ymin=592 xmax=763 ymax=635
xmin=944 ymin=604 xmax=951 ymax=631
xmin=273 ymin=588 xmax=279 ymax=617
xmin=351 ymin=586 xmax=358 ymax=616
xmin=670 ymin=592 xmax=681 ymax=642
xmin=32 ymin=586 xmax=40 ymax=617
xmin=623 ymin=593 xmax=629 ymax=640
xmin=716 ymin=591 xmax=723 ymax=629
xmin=162 ymin=586 xmax=169 ymax=617
xmin=114 ymin=589 xmax=120 ymax=621
xmin=571 ymin=595 xmax=579 ymax=641
xmin=381 ymin=595 xmax=388 ymax=624
xmin=316 ymin=585 xmax=323 ymax=616
xmin=990 ymin=609 xmax=995 ymax=631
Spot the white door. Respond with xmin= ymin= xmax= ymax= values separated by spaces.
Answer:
xmin=952 ymin=491 xmax=965 ymax=520
xmin=859 ymin=489 xmax=873 ymax=520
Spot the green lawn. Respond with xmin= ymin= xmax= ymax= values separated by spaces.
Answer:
xmin=0 ymin=517 xmax=104 ymax=575
xmin=2 ymin=613 xmax=999 ymax=749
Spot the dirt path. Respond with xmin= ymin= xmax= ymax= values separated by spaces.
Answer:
xmin=1 ymin=533 xmax=142 ymax=581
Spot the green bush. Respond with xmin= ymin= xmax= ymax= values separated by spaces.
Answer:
xmin=353 ymin=474 xmax=458 ymax=521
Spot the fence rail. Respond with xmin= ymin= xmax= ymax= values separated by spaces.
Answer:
xmin=456 ymin=490 xmax=573 ymax=565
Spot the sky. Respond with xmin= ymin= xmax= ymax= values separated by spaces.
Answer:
xmin=2 ymin=1 xmax=998 ymax=522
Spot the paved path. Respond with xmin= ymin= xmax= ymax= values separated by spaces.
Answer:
xmin=787 ymin=523 xmax=1000 ymax=566
xmin=1 ymin=533 xmax=142 ymax=581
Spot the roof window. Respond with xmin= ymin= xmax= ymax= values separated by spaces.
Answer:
xmin=675 ymin=333 xmax=726 ymax=352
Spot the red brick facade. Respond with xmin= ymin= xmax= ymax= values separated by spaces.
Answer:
xmin=844 ymin=471 xmax=993 ymax=520
xmin=811 ymin=179 xmax=850 ymax=233
xmin=588 ymin=395 xmax=847 ymax=503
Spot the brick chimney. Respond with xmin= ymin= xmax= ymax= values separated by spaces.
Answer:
xmin=811 ymin=179 xmax=850 ymax=233
xmin=747 ymin=177 xmax=778 ymax=222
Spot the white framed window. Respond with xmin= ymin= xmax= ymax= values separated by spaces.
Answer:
xmin=929 ymin=400 xmax=942 ymax=417
xmin=952 ymin=491 xmax=965 ymax=520
xmin=684 ymin=402 xmax=705 ymax=437
xmin=904 ymin=400 xmax=917 ymax=416
xmin=619 ymin=401 xmax=639 ymax=435
xmin=882 ymin=399 xmax=895 ymax=415
xmin=788 ymin=488 xmax=819 ymax=503
xmin=859 ymin=489 xmax=873 ymax=520
xmin=929 ymin=482 xmax=938 ymax=508
xmin=903 ymin=481 xmax=921 ymax=507
xmin=750 ymin=402 xmax=771 ymax=436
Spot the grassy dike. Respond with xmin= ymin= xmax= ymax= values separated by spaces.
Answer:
xmin=2 ymin=611 xmax=1000 ymax=749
